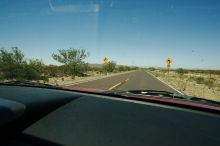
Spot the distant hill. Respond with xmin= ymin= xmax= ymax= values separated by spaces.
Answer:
xmin=89 ymin=63 xmax=139 ymax=68
xmin=89 ymin=63 xmax=103 ymax=68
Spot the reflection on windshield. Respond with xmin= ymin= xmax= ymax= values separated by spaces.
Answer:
xmin=0 ymin=0 xmax=220 ymax=103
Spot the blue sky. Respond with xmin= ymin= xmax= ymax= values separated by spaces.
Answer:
xmin=0 ymin=0 xmax=220 ymax=69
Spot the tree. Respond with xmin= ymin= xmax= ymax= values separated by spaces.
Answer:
xmin=76 ymin=62 xmax=90 ymax=76
xmin=44 ymin=65 xmax=60 ymax=77
xmin=125 ymin=66 xmax=132 ymax=71
xmin=24 ymin=59 xmax=45 ymax=80
xmin=148 ymin=67 xmax=155 ymax=71
xmin=0 ymin=47 xmax=47 ymax=81
xmin=52 ymin=48 xmax=89 ymax=76
xmin=103 ymin=61 xmax=116 ymax=73
xmin=131 ymin=66 xmax=139 ymax=70
xmin=0 ymin=47 xmax=26 ymax=79
xmin=12 ymin=47 xmax=25 ymax=64
xmin=118 ymin=66 xmax=125 ymax=71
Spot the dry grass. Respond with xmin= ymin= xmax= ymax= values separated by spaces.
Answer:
xmin=149 ymin=69 xmax=220 ymax=102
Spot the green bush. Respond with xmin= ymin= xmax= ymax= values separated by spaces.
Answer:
xmin=154 ymin=73 xmax=159 ymax=77
xmin=176 ymin=68 xmax=188 ymax=75
xmin=102 ymin=61 xmax=116 ymax=73
xmin=71 ymin=75 xmax=75 ymax=79
xmin=41 ymin=76 xmax=49 ymax=83
xmin=0 ymin=75 xmax=3 ymax=82
xmin=205 ymin=80 xmax=215 ymax=88
xmin=148 ymin=67 xmax=155 ymax=71
xmin=194 ymin=77 xmax=205 ymax=84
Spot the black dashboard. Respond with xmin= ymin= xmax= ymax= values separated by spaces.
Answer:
xmin=1 ymin=85 xmax=220 ymax=146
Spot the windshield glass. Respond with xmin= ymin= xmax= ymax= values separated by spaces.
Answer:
xmin=0 ymin=0 xmax=220 ymax=103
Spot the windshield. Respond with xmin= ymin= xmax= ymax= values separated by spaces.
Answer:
xmin=0 ymin=0 xmax=220 ymax=103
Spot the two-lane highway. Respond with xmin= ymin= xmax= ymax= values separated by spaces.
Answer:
xmin=66 ymin=71 xmax=135 ymax=90
xmin=66 ymin=70 xmax=180 ymax=94
xmin=117 ymin=71 xmax=177 ymax=92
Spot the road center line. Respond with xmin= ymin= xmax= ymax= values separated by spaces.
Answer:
xmin=125 ymin=78 xmax=130 ymax=82
xmin=108 ymin=78 xmax=130 ymax=90
xmin=108 ymin=82 xmax=122 ymax=90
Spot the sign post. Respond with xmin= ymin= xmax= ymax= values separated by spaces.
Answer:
xmin=103 ymin=57 xmax=109 ymax=75
xmin=166 ymin=58 xmax=172 ymax=81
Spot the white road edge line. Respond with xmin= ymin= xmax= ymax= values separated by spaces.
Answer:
xmin=147 ymin=71 xmax=185 ymax=95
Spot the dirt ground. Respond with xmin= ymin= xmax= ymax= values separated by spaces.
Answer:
xmin=149 ymin=70 xmax=220 ymax=102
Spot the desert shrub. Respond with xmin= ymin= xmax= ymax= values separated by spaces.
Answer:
xmin=154 ymin=73 xmax=159 ymax=77
xmin=148 ymin=67 xmax=156 ymax=71
xmin=194 ymin=77 xmax=205 ymax=84
xmin=71 ymin=75 xmax=75 ymax=79
xmin=205 ymin=80 xmax=215 ymax=89
xmin=176 ymin=68 xmax=188 ymax=75
xmin=42 ymin=76 xmax=49 ymax=83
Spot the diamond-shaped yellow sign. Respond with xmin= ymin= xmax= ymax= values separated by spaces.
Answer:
xmin=166 ymin=58 xmax=172 ymax=65
xmin=103 ymin=57 xmax=109 ymax=64
xmin=166 ymin=58 xmax=172 ymax=69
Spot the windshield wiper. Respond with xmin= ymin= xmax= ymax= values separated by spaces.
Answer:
xmin=106 ymin=90 xmax=181 ymax=98
xmin=105 ymin=90 xmax=220 ymax=107
xmin=0 ymin=80 xmax=61 ymax=89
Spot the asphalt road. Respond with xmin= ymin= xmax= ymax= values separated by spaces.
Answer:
xmin=67 ymin=70 xmax=180 ymax=94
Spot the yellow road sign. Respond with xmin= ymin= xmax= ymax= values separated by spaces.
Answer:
xmin=166 ymin=58 xmax=172 ymax=69
xmin=103 ymin=57 xmax=109 ymax=64
xmin=166 ymin=58 xmax=172 ymax=65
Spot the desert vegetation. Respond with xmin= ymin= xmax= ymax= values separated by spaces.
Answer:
xmin=0 ymin=47 xmax=137 ymax=85
xmin=148 ymin=68 xmax=220 ymax=102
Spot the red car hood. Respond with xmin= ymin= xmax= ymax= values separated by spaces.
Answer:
xmin=65 ymin=86 xmax=107 ymax=93
xmin=66 ymin=87 xmax=220 ymax=113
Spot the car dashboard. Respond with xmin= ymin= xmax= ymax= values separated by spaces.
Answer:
xmin=0 ymin=85 xmax=220 ymax=146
